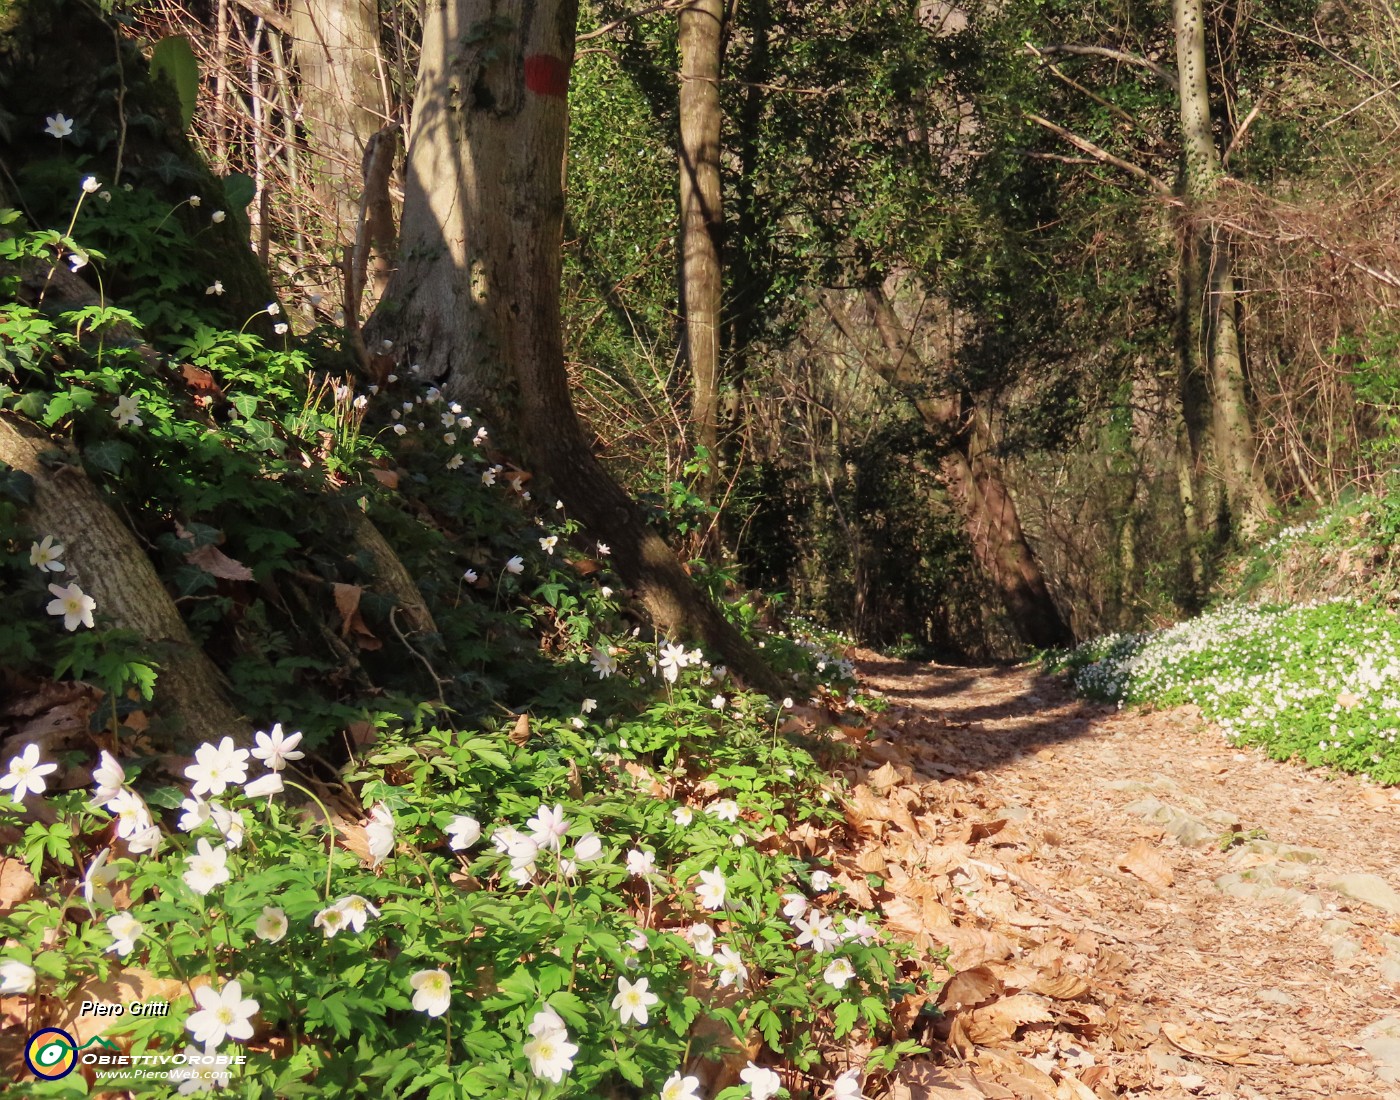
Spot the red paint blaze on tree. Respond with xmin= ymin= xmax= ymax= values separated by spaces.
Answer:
xmin=524 ymin=54 xmax=570 ymax=99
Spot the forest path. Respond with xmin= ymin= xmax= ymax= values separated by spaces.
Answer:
xmin=844 ymin=653 xmax=1400 ymax=1100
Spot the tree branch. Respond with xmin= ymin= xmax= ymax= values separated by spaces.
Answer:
xmin=1024 ymin=113 xmax=1171 ymax=194
xmin=1036 ymin=44 xmax=1177 ymax=89
xmin=578 ymin=0 xmax=687 ymax=42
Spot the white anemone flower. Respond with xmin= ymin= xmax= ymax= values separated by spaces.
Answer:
xmin=183 ymin=838 xmax=230 ymax=895
xmin=29 ymin=535 xmax=65 ymax=572
xmin=611 ymin=976 xmax=659 ymax=1026
xmin=741 ymin=1063 xmax=783 ymax=1100
xmin=178 ymin=797 xmax=211 ymax=833
xmin=105 ymin=912 xmax=144 ymax=958
xmin=656 ymin=642 xmax=691 ymax=683
xmin=83 ymin=847 xmax=118 ymax=911
xmin=0 ymin=744 xmax=58 ymax=804
xmin=255 ymin=906 xmax=287 ymax=943
xmin=446 ymin=815 xmax=482 ymax=850
xmin=572 ymin=833 xmax=603 ymax=862
xmin=92 ymin=750 xmax=125 ymax=803
xmin=410 ymin=968 xmax=452 ymax=1017
xmin=45 ymin=582 xmax=97 ymax=631
xmin=695 ymin=867 xmax=727 ymax=910
xmin=523 ymin=1021 xmax=577 ymax=1083
xmin=185 ymin=980 xmax=259 ymax=1048
xmin=713 ymin=944 xmax=748 ymax=988
xmin=793 ymin=911 xmax=841 ymax=953
xmin=589 ymin=647 xmax=617 ymax=678
xmin=335 ymin=894 xmax=381 ymax=933
xmin=45 ymin=113 xmax=74 ymax=138
xmin=830 ymin=1068 xmax=867 ymax=1099
xmin=688 ymin=923 xmax=716 ymax=957
xmin=823 ymin=958 xmax=857 ymax=989
xmin=526 ymin=803 xmax=570 ymax=850
xmin=184 ymin=738 xmax=250 ymax=798
xmin=243 ymin=772 xmax=284 ymax=800
xmin=0 ymin=959 xmax=36 ymax=994
xmin=660 ymin=1072 xmax=703 ymax=1100
xmin=112 ymin=393 xmax=143 ymax=428
xmin=107 ymin=789 xmax=154 ymax=839
xmin=365 ymin=803 xmax=395 ymax=867
xmin=250 ymin=724 xmax=303 ymax=772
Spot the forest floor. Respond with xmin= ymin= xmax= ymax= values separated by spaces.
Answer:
xmin=834 ymin=652 xmax=1400 ymax=1100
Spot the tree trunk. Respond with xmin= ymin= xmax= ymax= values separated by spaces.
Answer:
xmin=289 ymin=0 xmax=385 ymax=251
xmin=0 ymin=414 xmax=251 ymax=744
xmin=1174 ymin=0 xmax=1273 ymax=535
xmin=822 ymin=287 xmax=1072 ymax=650
xmin=678 ymin=0 xmax=725 ymax=500
xmin=370 ymin=0 xmax=781 ymax=693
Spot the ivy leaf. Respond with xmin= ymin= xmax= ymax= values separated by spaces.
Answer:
xmin=150 ymin=36 xmax=201 ymax=128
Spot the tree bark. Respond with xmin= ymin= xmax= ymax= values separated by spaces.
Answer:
xmin=678 ymin=0 xmax=725 ymax=499
xmin=0 ymin=414 xmax=251 ymax=744
xmin=289 ymin=0 xmax=385 ymax=252
xmin=1174 ymin=0 xmax=1273 ymax=535
xmin=370 ymin=0 xmax=781 ymax=693
xmin=822 ymin=287 xmax=1072 ymax=651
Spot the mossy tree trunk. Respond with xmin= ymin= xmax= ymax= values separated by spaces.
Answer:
xmin=678 ymin=0 xmax=725 ymax=504
xmin=0 ymin=414 xmax=251 ymax=743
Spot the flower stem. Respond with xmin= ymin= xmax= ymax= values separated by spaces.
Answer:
xmin=284 ymin=780 xmax=339 ymax=900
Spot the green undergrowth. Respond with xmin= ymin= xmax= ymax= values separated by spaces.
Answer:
xmin=1052 ymin=492 xmax=1400 ymax=786
xmin=0 ymin=175 xmax=929 ymax=1097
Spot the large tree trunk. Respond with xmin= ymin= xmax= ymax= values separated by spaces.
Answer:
xmin=822 ymin=288 xmax=1072 ymax=651
xmin=0 ymin=415 xmax=251 ymax=744
xmin=289 ymin=0 xmax=384 ymax=250
xmin=678 ymin=0 xmax=725 ymax=500
xmin=1174 ymin=0 xmax=1273 ymax=535
xmin=370 ymin=0 xmax=781 ymax=693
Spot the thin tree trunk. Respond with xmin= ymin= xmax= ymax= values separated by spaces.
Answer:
xmin=1173 ymin=236 xmax=1205 ymax=595
xmin=1174 ymin=0 xmax=1273 ymax=535
xmin=678 ymin=0 xmax=725 ymax=500
xmin=289 ymin=0 xmax=385 ymax=251
xmin=0 ymin=415 xmax=251 ymax=744
xmin=371 ymin=0 xmax=781 ymax=693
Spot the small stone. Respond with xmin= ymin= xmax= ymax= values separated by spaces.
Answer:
xmin=1329 ymin=874 xmax=1400 ymax=915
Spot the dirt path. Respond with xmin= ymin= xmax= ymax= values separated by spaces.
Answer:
xmin=843 ymin=653 xmax=1400 ymax=1100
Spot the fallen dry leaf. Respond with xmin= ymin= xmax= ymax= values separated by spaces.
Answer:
xmin=958 ymin=993 xmax=1055 ymax=1046
xmin=1160 ymin=1021 xmax=1266 ymax=1065
xmin=1117 ymin=840 xmax=1174 ymax=890
xmin=938 ymin=965 xmax=1004 ymax=1011
xmin=509 ymin=713 xmax=531 ymax=746
xmin=185 ymin=542 xmax=255 ymax=582
xmin=0 ymin=858 xmax=34 ymax=916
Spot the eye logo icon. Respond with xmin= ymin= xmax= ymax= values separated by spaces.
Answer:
xmin=24 ymin=1027 xmax=77 ymax=1079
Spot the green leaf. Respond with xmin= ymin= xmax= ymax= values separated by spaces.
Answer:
xmin=834 ymin=1000 xmax=860 ymax=1037
xmin=150 ymin=36 xmax=200 ymax=128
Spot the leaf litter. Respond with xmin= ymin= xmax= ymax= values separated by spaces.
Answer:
xmin=819 ymin=652 xmax=1400 ymax=1099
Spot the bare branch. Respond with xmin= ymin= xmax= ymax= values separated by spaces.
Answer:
xmin=1024 ymin=113 xmax=1171 ymax=194
xmin=578 ymin=0 xmax=687 ymax=42
xmin=231 ymin=0 xmax=291 ymax=35
xmin=1036 ymin=44 xmax=1177 ymax=89
xmin=1025 ymin=44 xmax=1143 ymax=128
